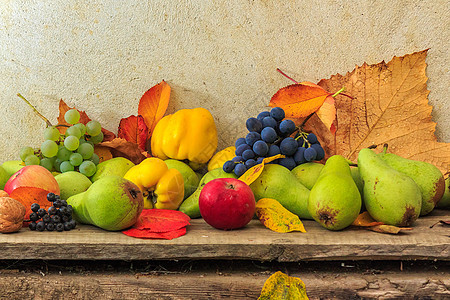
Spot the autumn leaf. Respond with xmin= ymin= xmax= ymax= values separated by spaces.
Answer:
xmin=138 ymin=80 xmax=171 ymax=138
xmin=352 ymin=212 xmax=411 ymax=234
xmin=316 ymin=49 xmax=450 ymax=173
xmin=117 ymin=115 xmax=148 ymax=152
xmin=258 ymin=271 xmax=308 ymax=300
xmin=93 ymin=145 xmax=113 ymax=163
xmin=352 ymin=211 xmax=384 ymax=227
xmin=239 ymin=154 xmax=284 ymax=185
xmin=9 ymin=187 xmax=52 ymax=219
xmin=316 ymin=96 xmax=336 ymax=134
xmin=270 ymin=82 xmax=332 ymax=119
xmin=57 ymin=100 xmax=116 ymax=141
xmin=122 ymin=209 xmax=190 ymax=240
xmin=98 ymin=138 xmax=147 ymax=165
xmin=255 ymin=198 xmax=306 ymax=233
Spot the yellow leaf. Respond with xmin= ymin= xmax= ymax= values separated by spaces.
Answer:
xmin=352 ymin=211 xmax=384 ymax=227
xmin=258 ymin=271 xmax=309 ymax=300
xmin=256 ymin=198 xmax=306 ymax=233
xmin=316 ymin=95 xmax=336 ymax=134
xmin=239 ymin=154 xmax=284 ymax=185
xmin=369 ymin=225 xmax=412 ymax=234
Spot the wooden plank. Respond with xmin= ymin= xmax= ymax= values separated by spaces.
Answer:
xmin=0 ymin=209 xmax=448 ymax=261
xmin=0 ymin=266 xmax=449 ymax=299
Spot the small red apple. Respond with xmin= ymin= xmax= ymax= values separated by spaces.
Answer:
xmin=4 ymin=165 xmax=59 ymax=195
xmin=199 ymin=178 xmax=255 ymax=230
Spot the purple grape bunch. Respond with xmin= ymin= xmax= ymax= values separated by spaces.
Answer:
xmin=223 ymin=107 xmax=325 ymax=176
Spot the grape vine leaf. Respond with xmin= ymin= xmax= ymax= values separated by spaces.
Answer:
xmin=258 ymin=271 xmax=308 ymax=300
xmin=255 ymin=198 xmax=306 ymax=233
xmin=57 ymin=100 xmax=116 ymax=142
xmin=308 ymin=49 xmax=450 ymax=173
xmin=98 ymin=138 xmax=148 ymax=165
xmin=117 ymin=115 xmax=148 ymax=152
xmin=138 ymin=80 xmax=171 ymax=138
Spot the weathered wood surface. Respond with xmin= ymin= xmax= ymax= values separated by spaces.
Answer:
xmin=0 ymin=266 xmax=449 ymax=299
xmin=0 ymin=209 xmax=448 ymax=261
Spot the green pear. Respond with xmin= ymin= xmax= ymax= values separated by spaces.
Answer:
xmin=308 ymin=155 xmax=361 ymax=230
xmin=179 ymin=168 xmax=237 ymax=218
xmin=0 ymin=166 xmax=9 ymax=190
xmin=249 ymin=164 xmax=311 ymax=219
xmin=436 ymin=177 xmax=450 ymax=208
xmin=358 ymin=148 xmax=421 ymax=226
xmin=67 ymin=175 xmax=143 ymax=231
xmin=55 ymin=171 xmax=92 ymax=200
xmin=378 ymin=152 xmax=445 ymax=216
xmin=1 ymin=160 xmax=24 ymax=177
xmin=291 ymin=162 xmax=324 ymax=190
xmin=90 ymin=157 xmax=135 ymax=182
xmin=164 ymin=159 xmax=200 ymax=199
xmin=350 ymin=166 xmax=365 ymax=212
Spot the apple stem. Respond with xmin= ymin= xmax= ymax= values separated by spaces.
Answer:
xmin=276 ymin=68 xmax=299 ymax=84
xmin=17 ymin=93 xmax=53 ymax=127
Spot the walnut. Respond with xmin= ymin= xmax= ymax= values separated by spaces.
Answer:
xmin=0 ymin=197 xmax=26 ymax=233
xmin=0 ymin=190 xmax=9 ymax=197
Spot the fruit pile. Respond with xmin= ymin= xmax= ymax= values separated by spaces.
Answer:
xmin=28 ymin=193 xmax=76 ymax=232
xmin=223 ymin=107 xmax=325 ymax=176
xmin=19 ymin=109 xmax=104 ymax=177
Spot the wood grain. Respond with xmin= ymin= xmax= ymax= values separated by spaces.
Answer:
xmin=0 ymin=209 xmax=448 ymax=261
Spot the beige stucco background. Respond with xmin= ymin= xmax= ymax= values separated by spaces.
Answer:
xmin=0 ymin=0 xmax=449 ymax=161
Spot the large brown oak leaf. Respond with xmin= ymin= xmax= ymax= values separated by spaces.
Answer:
xmin=313 ymin=50 xmax=450 ymax=173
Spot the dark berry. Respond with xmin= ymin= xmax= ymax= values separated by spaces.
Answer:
xmin=311 ymin=144 xmax=325 ymax=160
xmin=307 ymin=133 xmax=318 ymax=144
xmin=253 ymin=140 xmax=269 ymax=156
xmin=304 ymin=147 xmax=317 ymax=162
xmin=62 ymin=215 xmax=70 ymax=223
xmin=262 ymin=116 xmax=277 ymax=129
xmin=52 ymin=215 xmax=61 ymax=223
xmin=261 ymin=127 xmax=278 ymax=143
xmin=223 ymin=161 xmax=235 ymax=173
xmin=279 ymin=119 xmax=296 ymax=135
xmin=56 ymin=223 xmax=64 ymax=232
xmin=66 ymin=205 xmax=73 ymax=216
xmin=29 ymin=212 xmax=39 ymax=222
xmin=234 ymin=163 xmax=247 ymax=177
xmin=245 ymin=132 xmax=261 ymax=147
xmin=37 ymin=208 xmax=47 ymax=217
xmin=235 ymin=143 xmax=251 ymax=156
xmin=59 ymin=206 xmax=68 ymax=216
xmin=244 ymin=159 xmax=257 ymax=169
xmin=54 ymin=194 xmax=61 ymax=200
xmin=29 ymin=222 xmax=37 ymax=231
xmin=232 ymin=156 xmax=243 ymax=163
xmin=64 ymin=222 xmax=72 ymax=231
xmin=47 ymin=193 xmax=56 ymax=202
xmin=235 ymin=137 xmax=246 ymax=148
xmin=256 ymin=157 xmax=264 ymax=164
xmin=42 ymin=214 xmax=51 ymax=223
xmin=279 ymin=157 xmax=296 ymax=170
xmin=280 ymin=138 xmax=298 ymax=156
xmin=53 ymin=200 xmax=62 ymax=208
xmin=48 ymin=206 xmax=57 ymax=215
xmin=60 ymin=200 xmax=68 ymax=207
xmin=268 ymin=144 xmax=281 ymax=157
xmin=270 ymin=107 xmax=285 ymax=121
xmin=46 ymin=223 xmax=55 ymax=231
xmin=242 ymin=149 xmax=255 ymax=160
xmin=246 ymin=117 xmax=263 ymax=133
xmin=257 ymin=111 xmax=270 ymax=121
xmin=30 ymin=203 xmax=40 ymax=212
xmin=69 ymin=219 xmax=77 ymax=229
xmin=36 ymin=221 xmax=45 ymax=232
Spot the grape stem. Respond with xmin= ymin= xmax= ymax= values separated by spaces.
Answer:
xmin=17 ymin=93 xmax=53 ymax=127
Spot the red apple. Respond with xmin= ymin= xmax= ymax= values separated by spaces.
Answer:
xmin=4 ymin=165 xmax=60 ymax=217
xmin=199 ymin=178 xmax=255 ymax=230
xmin=4 ymin=165 xmax=59 ymax=195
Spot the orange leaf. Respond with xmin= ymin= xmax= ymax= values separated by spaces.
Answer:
xmin=57 ymin=100 xmax=116 ymax=141
xmin=94 ymin=145 xmax=113 ymax=163
xmin=352 ymin=211 xmax=384 ymax=227
xmin=239 ymin=154 xmax=284 ymax=185
xmin=270 ymin=83 xmax=331 ymax=118
xmin=258 ymin=271 xmax=308 ymax=300
xmin=138 ymin=80 xmax=170 ymax=138
xmin=316 ymin=49 xmax=450 ymax=173
xmin=117 ymin=115 xmax=148 ymax=152
xmin=98 ymin=138 xmax=147 ymax=165
xmin=10 ymin=187 xmax=52 ymax=218
xmin=316 ymin=96 xmax=336 ymax=134
xmin=255 ymin=198 xmax=306 ymax=233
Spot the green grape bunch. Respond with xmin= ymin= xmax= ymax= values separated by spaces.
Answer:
xmin=18 ymin=107 xmax=105 ymax=178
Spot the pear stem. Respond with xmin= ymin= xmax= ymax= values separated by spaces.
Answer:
xmin=17 ymin=93 xmax=53 ymax=127
xmin=368 ymin=145 xmax=377 ymax=149
xmin=383 ymin=143 xmax=389 ymax=154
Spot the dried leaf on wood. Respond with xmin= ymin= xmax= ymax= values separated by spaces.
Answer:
xmin=57 ymin=100 xmax=116 ymax=141
xmin=93 ymin=145 xmax=113 ymax=163
xmin=255 ymin=198 xmax=306 ymax=233
xmin=430 ymin=220 xmax=450 ymax=228
xmin=368 ymin=225 xmax=412 ymax=234
xmin=138 ymin=80 xmax=171 ymax=138
xmin=270 ymin=83 xmax=331 ymax=118
xmin=117 ymin=115 xmax=148 ymax=152
xmin=258 ymin=271 xmax=308 ymax=300
xmin=316 ymin=50 xmax=450 ymax=173
xmin=352 ymin=211 xmax=384 ymax=227
xmin=98 ymin=138 xmax=147 ymax=165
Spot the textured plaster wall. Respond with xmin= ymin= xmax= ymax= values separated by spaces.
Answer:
xmin=0 ymin=0 xmax=449 ymax=161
